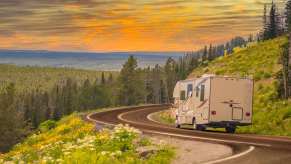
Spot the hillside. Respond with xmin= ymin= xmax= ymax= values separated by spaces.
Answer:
xmin=189 ymin=36 xmax=291 ymax=136
xmin=0 ymin=65 xmax=119 ymax=152
xmin=0 ymin=114 xmax=173 ymax=163
xmin=0 ymin=64 xmax=116 ymax=93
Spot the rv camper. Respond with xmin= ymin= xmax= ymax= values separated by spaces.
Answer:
xmin=173 ymin=74 xmax=253 ymax=133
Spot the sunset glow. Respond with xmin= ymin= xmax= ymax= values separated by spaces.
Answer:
xmin=0 ymin=0 xmax=287 ymax=52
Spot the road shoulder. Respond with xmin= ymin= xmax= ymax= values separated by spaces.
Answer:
xmin=147 ymin=134 xmax=233 ymax=164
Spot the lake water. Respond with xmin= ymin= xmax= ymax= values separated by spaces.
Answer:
xmin=0 ymin=50 xmax=184 ymax=71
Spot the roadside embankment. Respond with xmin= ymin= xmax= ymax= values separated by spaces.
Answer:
xmin=0 ymin=113 xmax=174 ymax=163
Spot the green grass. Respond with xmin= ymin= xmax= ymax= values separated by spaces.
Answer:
xmin=190 ymin=36 xmax=291 ymax=136
xmin=0 ymin=113 xmax=174 ymax=164
xmin=190 ymin=37 xmax=285 ymax=79
xmin=151 ymin=110 xmax=175 ymax=125
xmin=0 ymin=64 xmax=117 ymax=93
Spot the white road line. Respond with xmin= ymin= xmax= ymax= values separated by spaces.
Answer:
xmin=86 ymin=112 xmax=115 ymax=126
xmin=86 ymin=104 xmax=162 ymax=126
xmin=203 ymin=146 xmax=255 ymax=164
xmin=147 ymin=112 xmax=167 ymax=124
xmin=136 ymin=129 xmax=266 ymax=147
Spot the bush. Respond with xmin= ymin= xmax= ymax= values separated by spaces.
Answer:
xmin=38 ymin=120 xmax=56 ymax=133
xmin=263 ymin=72 xmax=272 ymax=79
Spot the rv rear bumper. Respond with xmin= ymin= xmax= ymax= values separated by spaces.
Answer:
xmin=206 ymin=121 xmax=251 ymax=128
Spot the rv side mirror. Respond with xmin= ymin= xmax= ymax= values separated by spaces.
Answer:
xmin=188 ymin=91 xmax=192 ymax=97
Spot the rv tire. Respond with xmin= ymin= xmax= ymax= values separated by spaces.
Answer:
xmin=225 ymin=126 xmax=236 ymax=133
xmin=192 ymin=118 xmax=197 ymax=130
xmin=175 ymin=116 xmax=181 ymax=128
xmin=197 ymin=125 xmax=206 ymax=131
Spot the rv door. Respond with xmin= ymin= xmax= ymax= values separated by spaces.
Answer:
xmin=222 ymin=101 xmax=243 ymax=121
xmin=232 ymin=106 xmax=243 ymax=120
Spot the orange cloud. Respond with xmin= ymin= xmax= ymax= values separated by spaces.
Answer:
xmin=0 ymin=0 xmax=287 ymax=52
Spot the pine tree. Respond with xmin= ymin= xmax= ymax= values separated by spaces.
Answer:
xmin=202 ymin=46 xmax=208 ymax=62
xmin=152 ymin=64 xmax=162 ymax=104
xmin=263 ymin=4 xmax=268 ymax=39
xmin=144 ymin=67 xmax=153 ymax=104
xmin=108 ymin=73 xmax=113 ymax=83
xmin=43 ymin=92 xmax=51 ymax=120
xmin=0 ymin=83 xmax=28 ymax=152
xmin=52 ymin=85 xmax=62 ymax=120
xmin=63 ymin=78 xmax=74 ymax=115
xmin=225 ymin=42 xmax=230 ymax=55
xmin=281 ymin=42 xmax=289 ymax=98
xmin=286 ymin=0 xmax=291 ymax=32
xmin=188 ymin=56 xmax=198 ymax=74
xmin=80 ymin=79 xmax=92 ymax=110
xmin=101 ymin=72 xmax=106 ymax=85
xmin=117 ymin=56 xmax=144 ymax=105
xmin=23 ymin=94 xmax=31 ymax=121
xmin=248 ymin=34 xmax=253 ymax=42
xmin=178 ymin=57 xmax=187 ymax=79
xmin=208 ymin=44 xmax=213 ymax=60
xmin=160 ymin=80 xmax=167 ymax=104
xmin=31 ymin=91 xmax=38 ymax=128
xmin=269 ymin=1 xmax=278 ymax=39
xmin=164 ymin=57 xmax=177 ymax=102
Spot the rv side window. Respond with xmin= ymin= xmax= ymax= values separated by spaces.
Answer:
xmin=196 ymin=87 xmax=199 ymax=97
xmin=180 ymin=90 xmax=186 ymax=100
xmin=200 ymin=85 xmax=205 ymax=101
xmin=187 ymin=84 xmax=193 ymax=97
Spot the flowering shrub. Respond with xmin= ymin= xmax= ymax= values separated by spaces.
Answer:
xmin=0 ymin=114 xmax=174 ymax=164
xmin=158 ymin=110 xmax=175 ymax=124
xmin=39 ymin=120 xmax=57 ymax=133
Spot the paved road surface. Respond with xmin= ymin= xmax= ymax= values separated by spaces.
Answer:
xmin=87 ymin=105 xmax=291 ymax=164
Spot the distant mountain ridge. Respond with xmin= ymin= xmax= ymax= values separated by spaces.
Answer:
xmin=0 ymin=49 xmax=184 ymax=57
xmin=0 ymin=50 xmax=184 ymax=59
xmin=0 ymin=50 xmax=184 ymax=71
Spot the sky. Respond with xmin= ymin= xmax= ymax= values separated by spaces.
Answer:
xmin=0 ymin=0 xmax=287 ymax=52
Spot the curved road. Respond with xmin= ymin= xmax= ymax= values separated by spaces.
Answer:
xmin=87 ymin=105 xmax=291 ymax=164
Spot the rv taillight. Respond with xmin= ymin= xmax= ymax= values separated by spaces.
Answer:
xmin=211 ymin=111 xmax=216 ymax=115
xmin=246 ymin=112 xmax=251 ymax=117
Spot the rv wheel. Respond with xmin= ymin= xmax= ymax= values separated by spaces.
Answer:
xmin=175 ymin=117 xmax=181 ymax=128
xmin=197 ymin=125 xmax=206 ymax=131
xmin=175 ymin=122 xmax=181 ymax=128
xmin=225 ymin=126 xmax=236 ymax=133
xmin=192 ymin=118 xmax=197 ymax=130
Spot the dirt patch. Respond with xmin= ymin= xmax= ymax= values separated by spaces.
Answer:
xmin=148 ymin=134 xmax=233 ymax=164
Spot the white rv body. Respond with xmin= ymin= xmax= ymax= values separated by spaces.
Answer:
xmin=173 ymin=74 xmax=253 ymax=133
